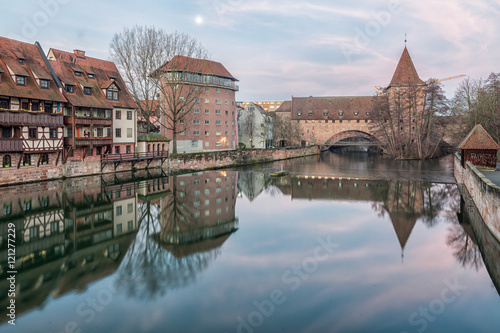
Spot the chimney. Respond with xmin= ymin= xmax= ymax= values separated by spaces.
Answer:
xmin=74 ymin=49 xmax=85 ymax=59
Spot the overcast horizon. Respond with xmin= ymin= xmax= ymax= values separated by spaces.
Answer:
xmin=1 ymin=0 xmax=499 ymax=101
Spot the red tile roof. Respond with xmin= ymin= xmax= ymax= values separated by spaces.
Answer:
xmin=275 ymin=100 xmax=291 ymax=112
xmin=459 ymin=124 xmax=500 ymax=150
xmin=162 ymin=55 xmax=237 ymax=80
xmin=47 ymin=48 xmax=137 ymax=109
xmin=290 ymin=96 xmax=379 ymax=120
xmin=0 ymin=36 xmax=66 ymax=103
xmin=387 ymin=47 xmax=426 ymax=88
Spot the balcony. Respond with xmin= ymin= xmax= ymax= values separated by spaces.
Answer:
xmin=0 ymin=110 xmax=64 ymax=127
xmin=0 ymin=138 xmax=23 ymax=152
xmin=64 ymin=116 xmax=112 ymax=126
xmin=64 ymin=137 xmax=113 ymax=147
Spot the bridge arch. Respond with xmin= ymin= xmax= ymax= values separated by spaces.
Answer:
xmin=325 ymin=130 xmax=381 ymax=146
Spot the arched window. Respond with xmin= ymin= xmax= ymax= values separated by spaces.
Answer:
xmin=148 ymin=144 xmax=150 ymax=152
xmin=3 ymin=155 xmax=11 ymax=168
xmin=157 ymin=144 xmax=160 ymax=152
xmin=162 ymin=144 xmax=165 ymax=152
xmin=41 ymin=153 xmax=49 ymax=165
xmin=23 ymin=154 xmax=31 ymax=166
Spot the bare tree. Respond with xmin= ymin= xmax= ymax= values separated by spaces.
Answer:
xmin=272 ymin=111 xmax=303 ymax=147
xmin=239 ymin=108 xmax=260 ymax=148
xmin=452 ymin=73 xmax=500 ymax=145
xmin=110 ymin=25 xmax=210 ymax=152
xmin=371 ymin=80 xmax=448 ymax=159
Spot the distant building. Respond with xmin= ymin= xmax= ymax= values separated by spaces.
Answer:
xmin=47 ymin=48 xmax=138 ymax=159
xmin=239 ymin=100 xmax=284 ymax=112
xmin=238 ymin=102 xmax=273 ymax=149
xmin=0 ymin=36 xmax=66 ymax=175
xmin=158 ymin=56 xmax=239 ymax=153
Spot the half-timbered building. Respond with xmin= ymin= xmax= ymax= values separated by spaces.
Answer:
xmin=47 ymin=48 xmax=138 ymax=161
xmin=0 ymin=36 xmax=66 ymax=181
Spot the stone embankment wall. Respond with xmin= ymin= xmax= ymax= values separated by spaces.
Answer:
xmin=0 ymin=158 xmax=166 ymax=187
xmin=169 ymin=146 xmax=320 ymax=171
xmin=460 ymin=186 xmax=500 ymax=294
xmin=454 ymin=153 xmax=500 ymax=242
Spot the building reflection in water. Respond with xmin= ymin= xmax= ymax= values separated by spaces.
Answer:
xmin=107 ymin=171 xmax=239 ymax=299
xmin=1 ymin=167 xmax=499 ymax=325
xmin=0 ymin=169 xmax=238 ymax=324
xmin=239 ymin=171 xmax=498 ymax=290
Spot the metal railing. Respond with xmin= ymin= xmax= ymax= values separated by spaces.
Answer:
xmin=101 ymin=151 xmax=168 ymax=163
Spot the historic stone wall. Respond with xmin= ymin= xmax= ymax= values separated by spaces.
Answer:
xmin=0 ymin=152 xmax=63 ymax=187
xmin=169 ymin=146 xmax=319 ymax=171
xmin=455 ymin=153 xmax=500 ymax=242
xmin=298 ymin=120 xmax=373 ymax=145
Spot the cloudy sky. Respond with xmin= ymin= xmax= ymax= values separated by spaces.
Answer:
xmin=1 ymin=0 xmax=499 ymax=100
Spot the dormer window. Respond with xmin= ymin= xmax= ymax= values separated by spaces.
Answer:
xmin=106 ymin=89 xmax=118 ymax=101
xmin=323 ymin=109 xmax=328 ymax=116
xmin=16 ymin=76 xmax=26 ymax=86
xmin=354 ymin=111 xmax=359 ymax=116
xmin=308 ymin=110 xmax=313 ymax=115
xmin=297 ymin=111 xmax=302 ymax=116
xmin=18 ymin=58 xmax=25 ymax=65
xmin=109 ymin=77 xmax=116 ymax=81
xmin=87 ymin=73 xmax=95 ymax=79
xmin=40 ymin=79 xmax=49 ymax=89
xmin=84 ymin=87 xmax=92 ymax=95
xmin=338 ymin=109 xmax=343 ymax=116
xmin=74 ymin=71 xmax=83 ymax=77
xmin=65 ymin=84 xmax=74 ymax=93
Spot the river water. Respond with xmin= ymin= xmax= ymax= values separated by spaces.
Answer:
xmin=1 ymin=151 xmax=499 ymax=333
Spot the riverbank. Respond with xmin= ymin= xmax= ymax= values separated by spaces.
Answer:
xmin=0 ymin=146 xmax=320 ymax=187
xmin=168 ymin=145 xmax=320 ymax=173
xmin=454 ymin=153 xmax=500 ymax=242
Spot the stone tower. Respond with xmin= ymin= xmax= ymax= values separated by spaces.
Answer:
xmin=384 ymin=47 xmax=427 ymax=152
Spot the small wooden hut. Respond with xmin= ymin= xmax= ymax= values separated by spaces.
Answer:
xmin=459 ymin=124 xmax=499 ymax=169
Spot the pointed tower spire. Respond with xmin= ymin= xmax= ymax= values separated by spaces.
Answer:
xmin=387 ymin=47 xmax=425 ymax=88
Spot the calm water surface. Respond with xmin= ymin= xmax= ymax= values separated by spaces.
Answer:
xmin=1 ymin=152 xmax=499 ymax=333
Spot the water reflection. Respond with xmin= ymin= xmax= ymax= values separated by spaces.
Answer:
xmin=237 ymin=169 xmax=498 ymax=288
xmin=0 ymin=155 xmax=499 ymax=331
xmin=117 ymin=171 xmax=239 ymax=299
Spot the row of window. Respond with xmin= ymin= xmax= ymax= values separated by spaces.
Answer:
xmin=191 ymin=140 xmax=228 ymax=147
xmin=297 ymin=110 xmax=370 ymax=117
xmin=302 ymin=119 xmax=370 ymax=124
xmin=0 ymin=98 xmax=55 ymax=113
xmin=188 ymin=131 xmax=230 ymax=136
xmin=115 ymin=110 xmax=133 ymax=120
xmin=2 ymin=153 xmax=49 ymax=167
xmin=64 ymin=83 xmax=119 ymax=101
xmin=21 ymin=127 xmax=59 ymax=139
xmin=114 ymin=128 xmax=133 ymax=138
xmin=193 ymin=109 xmax=232 ymax=115
xmin=3 ymin=197 xmax=52 ymax=216
xmin=13 ymin=74 xmax=51 ymax=90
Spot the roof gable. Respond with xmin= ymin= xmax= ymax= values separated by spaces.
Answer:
xmin=0 ymin=36 xmax=66 ymax=103
xmin=459 ymin=124 xmax=500 ymax=150
xmin=388 ymin=47 xmax=425 ymax=88
xmin=163 ymin=55 xmax=237 ymax=80
xmin=48 ymin=48 xmax=137 ymax=109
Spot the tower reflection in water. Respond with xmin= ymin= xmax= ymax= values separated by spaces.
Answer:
xmin=1 ymin=168 xmax=499 ymax=327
